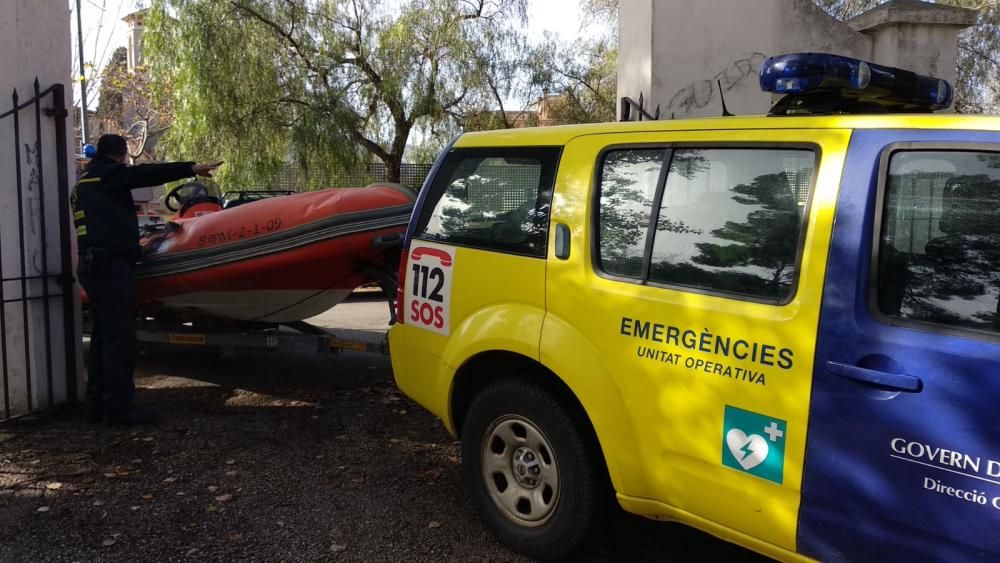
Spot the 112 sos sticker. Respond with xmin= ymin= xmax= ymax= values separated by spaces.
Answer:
xmin=407 ymin=244 xmax=453 ymax=335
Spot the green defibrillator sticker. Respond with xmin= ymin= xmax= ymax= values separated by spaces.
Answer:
xmin=722 ymin=405 xmax=787 ymax=484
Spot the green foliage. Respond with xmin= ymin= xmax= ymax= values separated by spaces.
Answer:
xmin=145 ymin=0 xmax=527 ymax=187
xmin=95 ymin=47 xmax=128 ymax=121
xmin=581 ymin=0 xmax=618 ymax=29
xmin=582 ymin=0 xmax=617 ymax=16
xmin=525 ymin=0 xmax=618 ymax=125
xmin=94 ymin=44 xmax=173 ymax=161
xmin=949 ymin=0 xmax=1000 ymax=113
xmin=530 ymin=36 xmax=617 ymax=124
xmin=811 ymin=0 xmax=881 ymax=20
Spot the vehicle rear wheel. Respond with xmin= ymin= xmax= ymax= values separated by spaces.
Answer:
xmin=461 ymin=379 xmax=607 ymax=560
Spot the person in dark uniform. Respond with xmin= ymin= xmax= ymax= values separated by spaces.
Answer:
xmin=72 ymin=134 xmax=221 ymax=425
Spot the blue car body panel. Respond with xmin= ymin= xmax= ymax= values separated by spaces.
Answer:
xmin=799 ymin=129 xmax=1000 ymax=562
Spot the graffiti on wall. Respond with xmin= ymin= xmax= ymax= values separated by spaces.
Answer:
xmin=23 ymin=140 xmax=44 ymax=275
xmin=666 ymin=52 xmax=766 ymax=117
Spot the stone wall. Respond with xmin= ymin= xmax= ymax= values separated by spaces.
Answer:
xmin=618 ymin=0 xmax=977 ymax=119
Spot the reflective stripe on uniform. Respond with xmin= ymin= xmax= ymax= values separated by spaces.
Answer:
xmin=73 ymin=174 xmax=96 ymax=236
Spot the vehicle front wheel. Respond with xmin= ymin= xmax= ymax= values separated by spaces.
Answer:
xmin=461 ymin=379 xmax=608 ymax=560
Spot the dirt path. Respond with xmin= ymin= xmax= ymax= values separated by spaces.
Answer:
xmin=0 ymin=344 xmax=764 ymax=562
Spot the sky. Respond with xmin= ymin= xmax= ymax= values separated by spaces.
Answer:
xmin=70 ymin=0 xmax=600 ymax=108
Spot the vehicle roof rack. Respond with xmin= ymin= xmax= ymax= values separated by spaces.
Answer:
xmin=767 ymin=91 xmax=934 ymax=116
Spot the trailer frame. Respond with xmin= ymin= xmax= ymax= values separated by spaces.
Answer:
xmin=131 ymin=317 xmax=389 ymax=356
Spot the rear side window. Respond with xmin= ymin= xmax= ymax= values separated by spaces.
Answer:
xmin=597 ymin=149 xmax=666 ymax=277
xmin=415 ymin=147 xmax=561 ymax=257
xmin=596 ymin=146 xmax=816 ymax=304
xmin=877 ymin=150 xmax=1000 ymax=336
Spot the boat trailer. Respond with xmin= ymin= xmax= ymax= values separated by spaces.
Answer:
xmin=83 ymin=285 xmax=397 ymax=358
xmin=81 ymin=262 xmax=399 ymax=357
xmin=132 ymin=317 xmax=389 ymax=356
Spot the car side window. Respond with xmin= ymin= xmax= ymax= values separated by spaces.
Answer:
xmin=649 ymin=149 xmax=815 ymax=302
xmin=597 ymin=149 xmax=666 ymax=277
xmin=595 ymin=146 xmax=816 ymax=304
xmin=416 ymin=147 xmax=560 ymax=257
xmin=877 ymin=150 xmax=1000 ymax=336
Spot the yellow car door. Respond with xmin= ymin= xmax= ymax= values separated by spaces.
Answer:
xmin=541 ymin=128 xmax=849 ymax=555
xmin=392 ymin=145 xmax=562 ymax=419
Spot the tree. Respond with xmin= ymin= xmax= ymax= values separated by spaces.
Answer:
xmin=94 ymin=46 xmax=173 ymax=161
xmin=72 ymin=0 xmax=134 ymax=147
xmin=95 ymin=48 xmax=128 ymax=129
xmin=144 ymin=0 xmax=528 ymax=186
xmin=951 ymin=0 xmax=1000 ymax=114
xmin=530 ymin=35 xmax=617 ymax=124
xmin=523 ymin=0 xmax=618 ymax=125
xmin=581 ymin=0 xmax=618 ymax=25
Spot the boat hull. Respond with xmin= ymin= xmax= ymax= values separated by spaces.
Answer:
xmin=134 ymin=184 xmax=414 ymax=322
xmin=154 ymin=290 xmax=353 ymax=323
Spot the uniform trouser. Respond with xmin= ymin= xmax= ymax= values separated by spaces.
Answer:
xmin=79 ymin=253 xmax=137 ymax=416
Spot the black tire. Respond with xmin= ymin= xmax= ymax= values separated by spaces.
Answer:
xmin=461 ymin=379 xmax=608 ymax=560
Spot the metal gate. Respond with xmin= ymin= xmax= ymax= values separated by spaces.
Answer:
xmin=0 ymin=80 xmax=78 ymax=420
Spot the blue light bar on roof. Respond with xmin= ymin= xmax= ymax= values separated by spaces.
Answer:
xmin=760 ymin=52 xmax=952 ymax=111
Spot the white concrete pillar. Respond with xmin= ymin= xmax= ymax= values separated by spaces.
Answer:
xmin=0 ymin=0 xmax=83 ymax=415
xmin=617 ymin=0 xmax=652 ymax=117
xmin=848 ymin=0 xmax=977 ymax=100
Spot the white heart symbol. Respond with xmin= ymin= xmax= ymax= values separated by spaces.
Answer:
xmin=726 ymin=429 xmax=769 ymax=471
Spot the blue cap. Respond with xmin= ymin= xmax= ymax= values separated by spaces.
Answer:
xmin=83 ymin=143 xmax=96 ymax=158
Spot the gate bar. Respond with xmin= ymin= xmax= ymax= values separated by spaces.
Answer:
xmin=0 ymin=85 xmax=56 ymax=120
xmin=50 ymin=83 xmax=77 ymax=403
xmin=33 ymin=79 xmax=55 ymax=408
xmin=12 ymin=88 xmax=33 ymax=412
xmin=1 ymin=274 xmax=55 ymax=282
xmin=0 ymin=93 xmax=8 ymax=418
xmin=2 ymin=293 xmax=67 ymax=305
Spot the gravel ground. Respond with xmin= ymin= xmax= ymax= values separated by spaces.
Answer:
xmin=0 ymin=303 xmax=766 ymax=562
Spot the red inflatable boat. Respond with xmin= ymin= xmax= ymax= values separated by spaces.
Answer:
xmin=133 ymin=182 xmax=415 ymax=323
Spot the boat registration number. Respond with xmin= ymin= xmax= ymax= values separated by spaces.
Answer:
xmin=198 ymin=218 xmax=283 ymax=247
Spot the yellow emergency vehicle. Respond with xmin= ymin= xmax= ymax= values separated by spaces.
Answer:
xmin=388 ymin=53 xmax=1000 ymax=561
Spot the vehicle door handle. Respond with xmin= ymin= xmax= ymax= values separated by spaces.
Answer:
xmin=826 ymin=361 xmax=923 ymax=392
xmin=554 ymin=223 xmax=570 ymax=259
